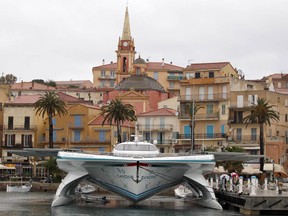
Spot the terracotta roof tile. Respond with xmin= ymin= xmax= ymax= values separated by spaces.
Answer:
xmin=186 ymin=62 xmax=230 ymax=70
xmin=92 ymin=63 xmax=117 ymax=70
xmin=5 ymin=95 xmax=41 ymax=105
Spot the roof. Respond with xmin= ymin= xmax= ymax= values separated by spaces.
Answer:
xmin=134 ymin=56 xmax=146 ymax=64
xmin=114 ymin=75 xmax=165 ymax=92
xmin=186 ymin=62 xmax=231 ymax=70
xmin=137 ymin=107 xmax=177 ymax=117
xmin=57 ymin=92 xmax=86 ymax=103
xmin=11 ymin=82 xmax=56 ymax=90
xmin=266 ymin=73 xmax=288 ymax=79
xmin=92 ymin=63 xmax=117 ymax=70
xmin=4 ymin=95 xmax=41 ymax=105
xmin=146 ymin=62 xmax=183 ymax=71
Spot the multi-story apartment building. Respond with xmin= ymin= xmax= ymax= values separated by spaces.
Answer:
xmin=1 ymin=95 xmax=41 ymax=174
xmin=176 ymin=62 xmax=238 ymax=152
xmin=136 ymin=107 xmax=179 ymax=153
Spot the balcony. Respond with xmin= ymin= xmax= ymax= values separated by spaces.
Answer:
xmin=177 ymin=133 xmax=227 ymax=140
xmin=178 ymin=93 xmax=230 ymax=102
xmin=167 ymin=76 xmax=184 ymax=81
xmin=179 ymin=112 xmax=219 ymax=121
xmin=137 ymin=124 xmax=174 ymax=132
xmin=227 ymin=134 xmax=259 ymax=144
xmin=98 ymin=75 xmax=116 ymax=80
xmin=4 ymin=125 xmax=36 ymax=131
xmin=2 ymin=143 xmax=33 ymax=148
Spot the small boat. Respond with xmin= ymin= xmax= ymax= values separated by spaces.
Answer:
xmin=76 ymin=184 xmax=96 ymax=194
xmin=80 ymin=194 xmax=110 ymax=204
xmin=174 ymin=183 xmax=193 ymax=198
xmin=6 ymin=177 xmax=32 ymax=192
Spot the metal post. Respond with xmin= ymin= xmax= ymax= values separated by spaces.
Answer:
xmin=191 ymin=99 xmax=194 ymax=152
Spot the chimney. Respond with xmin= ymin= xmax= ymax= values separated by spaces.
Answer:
xmin=102 ymin=59 xmax=105 ymax=65
xmin=162 ymin=58 xmax=164 ymax=67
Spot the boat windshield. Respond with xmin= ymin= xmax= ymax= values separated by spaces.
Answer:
xmin=115 ymin=143 xmax=157 ymax=152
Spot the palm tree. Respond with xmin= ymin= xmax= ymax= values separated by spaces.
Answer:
xmin=34 ymin=91 xmax=68 ymax=148
xmin=185 ymin=103 xmax=204 ymax=151
xmin=243 ymin=97 xmax=280 ymax=172
xmin=100 ymin=99 xmax=137 ymax=143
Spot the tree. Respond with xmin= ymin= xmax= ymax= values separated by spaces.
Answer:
xmin=100 ymin=99 xmax=137 ymax=143
xmin=243 ymin=97 xmax=280 ymax=172
xmin=185 ymin=103 xmax=204 ymax=151
xmin=0 ymin=74 xmax=17 ymax=84
xmin=34 ymin=92 xmax=68 ymax=148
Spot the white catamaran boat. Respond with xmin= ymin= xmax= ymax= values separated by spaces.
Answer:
xmin=52 ymin=137 xmax=222 ymax=210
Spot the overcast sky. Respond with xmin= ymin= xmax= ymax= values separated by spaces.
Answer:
xmin=0 ymin=0 xmax=287 ymax=82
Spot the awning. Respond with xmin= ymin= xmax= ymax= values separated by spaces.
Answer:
xmin=0 ymin=164 xmax=15 ymax=170
xmin=264 ymin=163 xmax=288 ymax=177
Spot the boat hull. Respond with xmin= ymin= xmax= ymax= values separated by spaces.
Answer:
xmin=6 ymin=184 xmax=32 ymax=192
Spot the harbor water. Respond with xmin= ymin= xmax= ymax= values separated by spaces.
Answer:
xmin=0 ymin=192 xmax=242 ymax=216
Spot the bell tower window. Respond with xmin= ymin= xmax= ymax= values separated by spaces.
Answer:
xmin=123 ymin=57 xmax=127 ymax=72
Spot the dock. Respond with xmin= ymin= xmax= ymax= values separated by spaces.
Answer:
xmin=215 ymin=189 xmax=288 ymax=215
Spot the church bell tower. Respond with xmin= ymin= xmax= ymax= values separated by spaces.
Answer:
xmin=116 ymin=6 xmax=136 ymax=84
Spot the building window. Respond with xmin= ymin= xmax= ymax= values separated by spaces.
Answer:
xmin=74 ymin=130 xmax=81 ymax=142
xmin=285 ymin=131 xmax=288 ymax=144
xmin=144 ymin=132 xmax=151 ymax=142
xmin=169 ymin=82 xmax=174 ymax=89
xmin=208 ymin=71 xmax=214 ymax=78
xmin=110 ymin=70 xmax=115 ymax=78
xmin=251 ymin=128 xmax=257 ymax=141
xmin=136 ymin=68 xmax=141 ymax=75
xmin=101 ymin=70 xmax=106 ymax=78
xmin=248 ymin=95 xmax=258 ymax=106
xmin=74 ymin=115 xmax=81 ymax=127
xmin=22 ymin=134 xmax=32 ymax=147
xmin=236 ymin=128 xmax=242 ymax=141
xmin=110 ymin=80 xmax=115 ymax=87
xmin=99 ymin=130 xmax=106 ymax=142
xmin=52 ymin=118 xmax=56 ymax=126
xmin=278 ymin=82 xmax=281 ymax=88
xmin=206 ymin=104 xmax=213 ymax=114
xmin=8 ymin=116 xmax=13 ymax=130
xmin=5 ymin=134 xmax=15 ymax=147
xmin=24 ymin=117 xmax=30 ymax=130
xmin=234 ymin=111 xmax=243 ymax=123
xmin=154 ymin=72 xmax=158 ymax=80
xmin=195 ymin=72 xmax=200 ymax=78
xmin=100 ymin=80 xmax=105 ymax=87
xmin=53 ymin=130 xmax=57 ymax=142
xmin=221 ymin=104 xmax=226 ymax=115
xmin=286 ymin=114 xmax=288 ymax=122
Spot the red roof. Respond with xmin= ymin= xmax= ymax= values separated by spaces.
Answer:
xmin=137 ymin=107 xmax=177 ymax=117
xmin=92 ymin=63 xmax=117 ymax=70
xmin=5 ymin=95 xmax=41 ymax=105
xmin=186 ymin=62 xmax=231 ymax=70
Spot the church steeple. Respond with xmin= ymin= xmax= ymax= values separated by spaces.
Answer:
xmin=116 ymin=6 xmax=136 ymax=84
xmin=122 ymin=6 xmax=131 ymax=40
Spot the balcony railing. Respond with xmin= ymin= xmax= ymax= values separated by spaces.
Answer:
xmin=178 ymin=93 xmax=230 ymax=102
xmin=167 ymin=76 xmax=184 ymax=81
xmin=137 ymin=124 xmax=173 ymax=131
xmin=179 ymin=113 xmax=219 ymax=120
xmin=4 ymin=125 xmax=36 ymax=131
xmin=98 ymin=75 xmax=116 ymax=80
xmin=144 ymin=139 xmax=173 ymax=145
xmin=227 ymin=135 xmax=259 ymax=143
xmin=177 ymin=133 xmax=227 ymax=139
xmin=2 ymin=143 xmax=33 ymax=148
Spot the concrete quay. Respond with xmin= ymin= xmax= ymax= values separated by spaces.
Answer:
xmin=215 ymin=189 xmax=288 ymax=215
